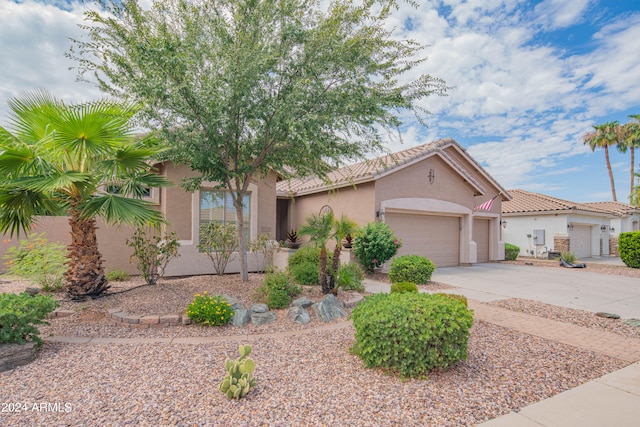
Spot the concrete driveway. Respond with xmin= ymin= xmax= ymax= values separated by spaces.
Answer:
xmin=432 ymin=263 xmax=640 ymax=319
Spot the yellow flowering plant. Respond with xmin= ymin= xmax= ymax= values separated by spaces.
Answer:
xmin=186 ymin=292 xmax=234 ymax=326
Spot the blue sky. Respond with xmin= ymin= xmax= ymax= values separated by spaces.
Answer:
xmin=1 ymin=0 xmax=639 ymax=203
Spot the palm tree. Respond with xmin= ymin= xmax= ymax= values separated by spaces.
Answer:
xmin=298 ymin=211 xmax=334 ymax=294
xmin=583 ymin=121 xmax=620 ymax=201
xmin=621 ymin=115 xmax=640 ymax=205
xmin=0 ymin=90 xmax=170 ymax=300
xmin=328 ymin=214 xmax=358 ymax=293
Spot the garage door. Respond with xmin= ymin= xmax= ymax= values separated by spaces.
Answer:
xmin=571 ymin=225 xmax=592 ymax=259
xmin=473 ymin=218 xmax=490 ymax=263
xmin=385 ymin=213 xmax=460 ymax=267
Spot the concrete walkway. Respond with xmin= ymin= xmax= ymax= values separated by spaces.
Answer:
xmin=45 ymin=272 xmax=640 ymax=426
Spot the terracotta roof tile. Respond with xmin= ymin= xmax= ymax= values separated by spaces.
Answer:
xmin=502 ymin=190 xmax=614 ymax=215
xmin=582 ymin=201 xmax=640 ymax=216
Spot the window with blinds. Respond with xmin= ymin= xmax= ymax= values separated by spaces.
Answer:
xmin=199 ymin=189 xmax=250 ymax=239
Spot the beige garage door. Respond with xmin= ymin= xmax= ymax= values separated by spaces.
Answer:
xmin=385 ymin=213 xmax=460 ymax=267
xmin=473 ymin=218 xmax=490 ymax=263
xmin=571 ymin=225 xmax=592 ymax=259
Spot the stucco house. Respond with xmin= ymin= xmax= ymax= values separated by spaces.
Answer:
xmin=0 ymin=161 xmax=278 ymax=276
xmin=276 ymin=138 xmax=510 ymax=268
xmin=501 ymin=190 xmax=623 ymax=259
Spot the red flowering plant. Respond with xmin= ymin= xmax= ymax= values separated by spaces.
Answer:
xmin=352 ymin=222 xmax=402 ymax=273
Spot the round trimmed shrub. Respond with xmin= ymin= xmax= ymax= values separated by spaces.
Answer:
xmin=287 ymin=246 xmax=332 ymax=285
xmin=390 ymin=281 xmax=418 ymax=293
xmin=352 ymin=222 xmax=401 ymax=272
xmin=388 ymin=255 xmax=435 ymax=284
xmin=255 ymin=272 xmax=302 ymax=309
xmin=350 ymin=292 xmax=473 ymax=378
xmin=619 ymin=231 xmax=640 ymax=268
xmin=504 ymin=243 xmax=520 ymax=261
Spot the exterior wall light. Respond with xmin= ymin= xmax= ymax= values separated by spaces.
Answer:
xmin=567 ymin=223 xmax=574 ymax=231
xmin=600 ymin=225 xmax=608 ymax=231
xmin=500 ymin=219 xmax=507 ymax=229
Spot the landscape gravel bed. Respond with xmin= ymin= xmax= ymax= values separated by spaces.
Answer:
xmin=0 ymin=321 xmax=627 ymax=426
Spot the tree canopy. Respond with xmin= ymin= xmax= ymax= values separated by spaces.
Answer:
xmin=70 ymin=0 xmax=448 ymax=279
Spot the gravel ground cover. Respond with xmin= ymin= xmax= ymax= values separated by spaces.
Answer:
xmin=0 ymin=264 xmax=637 ymax=426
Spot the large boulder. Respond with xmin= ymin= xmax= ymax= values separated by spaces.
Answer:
xmin=232 ymin=308 xmax=253 ymax=327
xmin=311 ymin=294 xmax=346 ymax=322
xmin=292 ymin=296 xmax=314 ymax=308
xmin=251 ymin=311 xmax=277 ymax=326
xmin=250 ymin=303 xmax=269 ymax=313
xmin=287 ymin=306 xmax=311 ymax=324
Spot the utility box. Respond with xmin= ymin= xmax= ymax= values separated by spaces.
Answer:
xmin=533 ymin=229 xmax=545 ymax=245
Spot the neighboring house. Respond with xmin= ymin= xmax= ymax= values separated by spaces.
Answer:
xmin=582 ymin=201 xmax=640 ymax=255
xmin=276 ymin=138 xmax=510 ymax=268
xmin=0 ymin=161 xmax=277 ymax=276
xmin=501 ymin=190 xmax=618 ymax=259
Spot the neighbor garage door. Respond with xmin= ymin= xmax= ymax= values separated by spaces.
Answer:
xmin=473 ymin=218 xmax=490 ymax=263
xmin=385 ymin=213 xmax=460 ymax=267
xmin=571 ymin=225 xmax=592 ymax=259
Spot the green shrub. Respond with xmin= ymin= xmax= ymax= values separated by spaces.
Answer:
xmin=504 ymin=243 xmax=520 ymax=261
xmin=388 ymin=255 xmax=434 ymax=284
xmin=619 ymin=231 xmax=640 ymax=268
xmin=186 ymin=292 xmax=234 ymax=326
xmin=435 ymin=292 xmax=468 ymax=307
xmin=287 ymin=246 xmax=332 ymax=285
xmin=220 ymin=344 xmax=257 ymax=399
xmin=127 ymin=228 xmax=180 ymax=285
xmin=350 ymin=292 xmax=474 ymax=378
xmin=561 ymin=251 xmax=577 ymax=264
xmin=352 ymin=222 xmax=401 ymax=272
xmin=390 ymin=281 xmax=418 ymax=293
xmin=336 ymin=262 xmax=365 ymax=292
xmin=2 ymin=233 xmax=67 ymax=292
xmin=105 ymin=270 xmax=130 ymax=282
xmin=0 ymin=293 xmax=58 ymax=344
xmin=198 ymin=223 xmax=237 ymax=275
xmin=255 ymin=272 xmax=302 ymax=309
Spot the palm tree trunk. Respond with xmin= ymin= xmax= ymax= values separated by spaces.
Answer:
xmin=604 ymin=145 xmax=617 ymax=201
xmin=631 ymin=146 xmax=635 ymax=201
xmin=64 ymin=208 xmax=109 ymax=300
xmin=319 ymin=246 xmax=329 ymax=294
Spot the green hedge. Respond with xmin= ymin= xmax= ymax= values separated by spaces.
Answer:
xmin=388 ymin=255 xmax=434 ymax=284
xmin=619 ymin=231 xmax=640 ymax=268
xmin=390 ymin=281 xmax=418 ymax=293
xmin=504 ymin=243 xmax=520 ymax=261
xmin=287 ymin=246 xmax=332 ymax=285
xmin=350 ymin=292 xmax=474 ymax=378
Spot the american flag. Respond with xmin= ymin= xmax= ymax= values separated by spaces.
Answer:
xmin=474 ymin=194 xmax=498 ymax=211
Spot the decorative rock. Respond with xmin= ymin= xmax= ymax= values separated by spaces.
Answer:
xmin=623 ymin=318 xmax=640 ymax=327
xmin=340 ymin=292 xmax=364 ymax=308
xmin=24 ymin=287 xmax=40 ymax=296
xmin=232 ymin=308 xmax=253 ymax=327
xmin=596 ymin=312 xmax=621 ymax=319
xmin=292 ymin=296 xmax=313 ymax=308
xmin=311 ymin=294 xmax=346 ymax=322
xmin=251 ymin=311 xmax=277 ymax=326
xmin=250 ymin=303 xmax=269 ymax=313
xmin=181 ymin=316 xmax=192 ymax=325
xmin=0 ymin=342 xmax=38 ymax=372
xmin=287 ymin=306 xmax=311 ymax=324
xmin=221 ymin=294 xmax=242 ymax=310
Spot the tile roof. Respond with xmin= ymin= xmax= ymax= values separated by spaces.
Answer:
xmin=502 ymin=189 xmax=614 ymax=215
xmin=277 ymin=138 xmax=507 ymax=197
xmin=582 ymin=201 xmax=640 ymax=216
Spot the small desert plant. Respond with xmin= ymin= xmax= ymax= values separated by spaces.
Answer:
xmin=390 ymin=281 xmax=418 ymax=293
xmin=504 ymin=243 xmax=520 ymax=261
xmin=186 ymin=292 xmax=234 ymax=326
xmin=352 ymin=222 xmax=401 ymax=272
xmin=619 ymin=231 xmax=640 ymax=268
xmin=127 ymin=228 xmax=180 ymax=285
xmin=254 ymin=272 xmax=302 ymax=309
xmin=561 ymin=251 xmax=577 ymax=264
xmin=220 ymin=344 xmax=257 ymax=399
xmin=2 ymin=233 xmax=67 ymax=292
xmin=198 ymin=223 xmax=238 ymax=275
xmin=285 ymin=229 xmax=300 ymax=249
xmin=350 ymin=292 xmax=473 ymax=378
xmin=388 ymin=255 xmax=435 ymax=284
xmin=250 ymin=233 xmax=278 ymax=273
xmin=105 ymin=270 xmax=130 ymax=282
xmin=0 ymin=293 xmax=58 ymax=344
xmin=336 ymin=262 xmax=365 ymax=292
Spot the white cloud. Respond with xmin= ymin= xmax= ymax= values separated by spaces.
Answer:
xmin=533 ymin=0 xmax=592 ymax=30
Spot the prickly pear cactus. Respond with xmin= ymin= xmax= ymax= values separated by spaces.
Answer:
xmin=219 ymin=344 xmax=257 ymax=399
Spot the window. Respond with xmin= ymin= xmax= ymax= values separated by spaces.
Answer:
xmin=199 ymin=190 xmax=250 ymax=240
